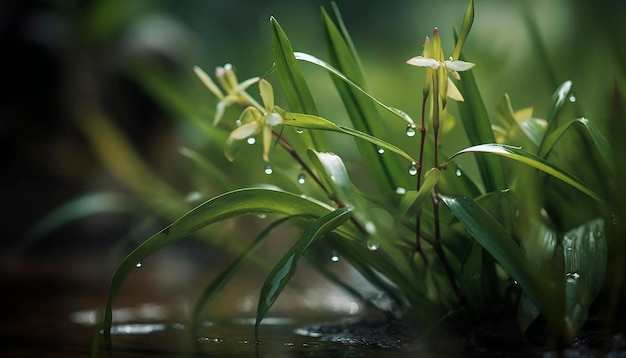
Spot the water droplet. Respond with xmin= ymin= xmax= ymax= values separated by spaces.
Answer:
xmin=567 ymin=272 xmax=580 ymax=280
xmin=611 ymin=212 xmax=618 ymax=226
xmin=455 ymin=168 xmax=462 ymax=177
xmin=366 ymin=239 xmax=380 ymax=251
xmin=377 ymin=147 xmax=385 ymax=154
xmin=365 ymin=221 xmax=376 ymax=234
xmin=257 ymin=214 xmax=267 ymax=219
xmin=264 ymin=163 xmax=273 ymax=175
xmin=408 ymin=162 xmax=418 ymax=176
xmin=284 ymin=342 xmax=295 ymax=346
xmin=235 ymin=119 xmax=242 ymax=126
xmin=330 ymin=251 xmax=340 ymax=262
xmin=395 ymin=187 xmax=406 ymax=195
xmin=568 ymin=92 xmax=577 ymax=103
xmin=297 ymin=173 xmax=306 ymax=184
xmin=594 ymin=226 xmax=603 ymax=239
xmin=406 ymin=125 xmax=417 ymax=137
xmin=247 ymin=137 xmax=256 ymax=145
xmin=135 ymin=262 xmax=142 ymax=268
xmin=296 ymin=128 xmax=304 ymax=134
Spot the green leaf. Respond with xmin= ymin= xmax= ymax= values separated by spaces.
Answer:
xmin=307 ymin=149 xmax=352 ymax=202
xmin=102 ymin=188 xmax=337 ymax=344
xmin=440 ymin=195 xmax=562 ymax=335
xmin=284 ymin=112 xmax=417 ymax=164
xmin=562 ymin=218 xmax=608 ymax=333
xmin=321 ymin=6 xmax=407 ymax=191
xmin=452 ymin=0 xmax=474 ymax=61
xmin=453 ymin=40 xmax=506 ymax=193
xmin=191 ymin=216 xmax=301 ymax=331
xmin=445 ymin=144 xmax=610 ymax=209
xmin=255 ymin=206 xmax=353 ymax=340
xmin=270 ymin=17 xmax=328 ymax=152
xmin=538 ymin=117 xmax=612 ymax=165
xmin=294 ymin=52 xmax=415 ymax=125
xmin=538 ymin=81 xmax=573 ymax=157
xmin=399 ymin=168 xmax=440 ymax=222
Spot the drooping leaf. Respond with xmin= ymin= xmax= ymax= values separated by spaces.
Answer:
xmin=440 ymin=195 xmax=562 ymax=335
xmin=102 ymin=188 xmax=344 ymax=344
xmin=445 ymin=144 xmax=610 ymax=209
xmin=294 ymin=52 xmax=415 ymax=125
xmin=284 ymin=112 xmax=417 ymax=163
xmin=538 ymin=117 xmax=612 ymax=165
xmin=255 ymin=206 xmax=353 ymax=340
xmin=307 ymin=149 xmax=353 ymax=203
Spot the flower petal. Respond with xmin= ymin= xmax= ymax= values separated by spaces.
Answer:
xmin=236 ymin=76 xmax=261 ymax=92
xmin=259 ymin=79 xmax=274 ymax=113
xmin=265 ymin=112 xmax=283 ymax=127
xmin=262 ymin=124 xmax=272 ymax=162
xmin=194 ymin=66 xmax=224 ymax=99
xmin=406 ymin=56 xmax=440 ymax=69
xmin=446 ymin=77 xmax=465 ymax=102
xmin=214 ymin=101 xmax=226 ymax=126
xmin=230 ymin=121 xmax=260 ymax=139
xmin=445 ymin=60 xmax=475 ymax=72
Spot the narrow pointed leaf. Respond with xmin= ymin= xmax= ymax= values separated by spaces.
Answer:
xmin=452 ymin=37 xmax=505 ymax=192
xmin=452 ymin=0 xmax=474 ymax=61
xmin=270 ymin=17 xmax=328 ymax=151
xmin=440 ymin=195 xmax=561 ymax=333
xmin=102 ymin=188 xmax=335 ymax=343
xmin=284 ymin=112 xmax=417 ymax=163
xmin=255 ymin=206 xmax=353 ymax=340
xmin=445 ymin=144 xmax=610 ymax=208
xmin=307 ymin=150 xmax=352 ymax=201
xmin=538 ymin=81 xmax=573 ymax=157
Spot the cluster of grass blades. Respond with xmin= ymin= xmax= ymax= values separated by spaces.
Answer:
xmin=94 ymin=0 xmax=623 ymax=354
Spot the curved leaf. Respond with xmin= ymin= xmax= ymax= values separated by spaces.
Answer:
xmin=307 ymin=149 xmax=352 ymax=202
xmin=445 ymin=144 xmax=610 ymax=209
xmin=102 ymin=188 xmax=337 ymax=343
xmin=284 ymin=112 xmax=417 ymax=163
xmin=294 ymin=52 xmax=415 ymax=125
xmin=538 ymin=117 xmax=612 ymax=165
xmin=255 ymin=206 xmax=353 ymax=340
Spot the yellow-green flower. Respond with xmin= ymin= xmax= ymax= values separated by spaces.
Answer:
xmin=228 ymin=79 xmax=284 ymax=162
xmin=406 ymin=28 xmax=475 ymax=105
xmin=194 ymin=64 xmax=261 ymax=126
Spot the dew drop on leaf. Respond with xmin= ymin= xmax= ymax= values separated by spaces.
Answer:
xmin=257 ymin=214 xmax=267 ymax=219
xmin=395 ymin=187 xmax=406 ymax=195
xmin=568 ymin=92 xmax=577 ymax=103
xmin=297 ymin=173 xmax=306 ymax=184
xmin=408 ymin=162 xmax=418 ymax=176
xmin=406 ymin=125 xmax=417 ymax=137
xmin=235 ymin=119 xmax=242 ymax=126
xmin=136 ymin=262 xmax=142 ymax=268
xmin=296 ymin=128 xmax=304 ymax=134
xmin=366 ymin=239 xmax=380 ymax=251
xmin=247 ymin=137 xmax=256 ymax=145
xmin=330 ymin=251 xmax=340 ymax=262
xmin=264 ymin=163 xmax=273 ymax=175
xmin=377 ymin=147 xmax=385 ymax=154
xmin=455 ymin=168 xmax=462 ymax=177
